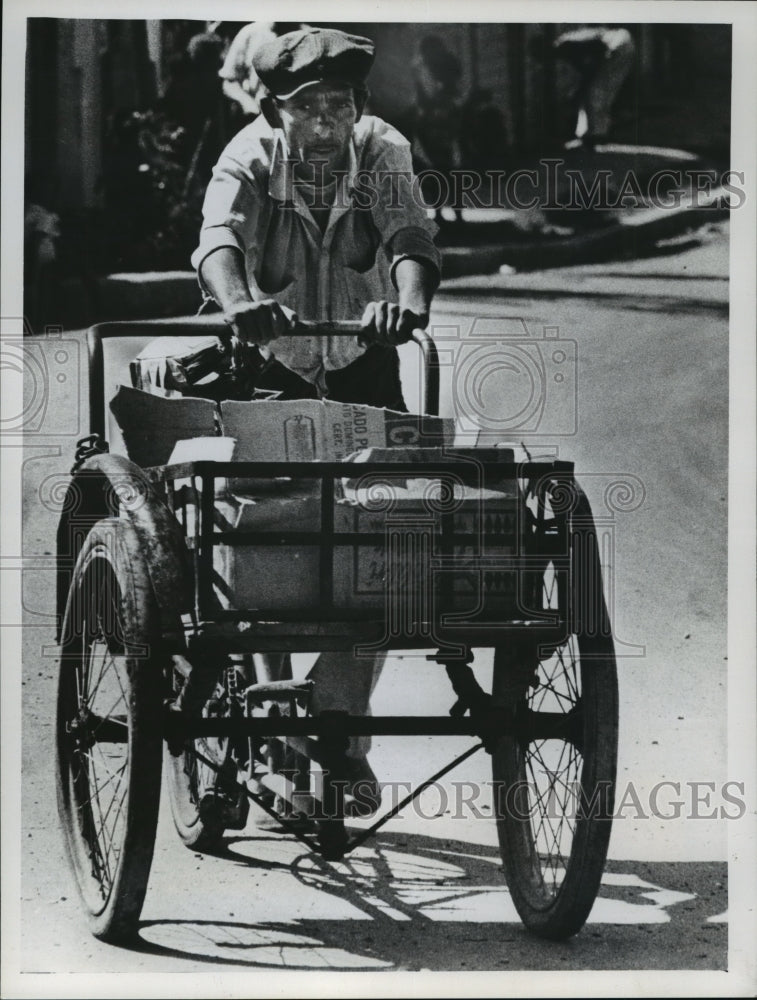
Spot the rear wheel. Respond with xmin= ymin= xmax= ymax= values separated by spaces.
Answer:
xmin=56 ymin=519 xmax=163 ymax=942
xmin=493 ymin=479 xmax=618 ymax=939
xmin=165 ymin=660 xmax=250 ymax=851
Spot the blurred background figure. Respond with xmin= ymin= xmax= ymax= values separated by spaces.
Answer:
xmin=161 ymin=21 xmax=225 ymax=146
xmin=406 ymin=34 xmax=464 ymax=224
xmin=219 ymin=21 xmax=304 ymax=124
xmin=553 ymin=26 xmax=636 ymax=147
xmin=160 ymin=21 xmax=226 ymax=193
xmin=459 ymin=86 xmax=509 ymax=171
xmin=101 ymin=22 xmax=228 ymax=271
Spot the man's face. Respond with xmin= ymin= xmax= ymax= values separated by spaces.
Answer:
xmin=276 ymin=82 xmax=358 ymax=182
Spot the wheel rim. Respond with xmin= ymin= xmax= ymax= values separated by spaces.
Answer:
xmin=61 ymin=569 xmax=131 ymax=914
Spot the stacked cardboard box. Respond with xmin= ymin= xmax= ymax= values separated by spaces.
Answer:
xmin=110 ymin=386 xmax=531 ymax=621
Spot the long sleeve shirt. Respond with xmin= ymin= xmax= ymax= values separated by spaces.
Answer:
xmin=191 ymin=114 xmax=441 ymax=387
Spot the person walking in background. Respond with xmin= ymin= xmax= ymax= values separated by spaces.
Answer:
xmin=219 ymin=21 xmax=304 ymax=121
xmin=161 ymin=22 xmax=226 ymax=145
xmin=553 ymin=26 xmax=636 ymax=148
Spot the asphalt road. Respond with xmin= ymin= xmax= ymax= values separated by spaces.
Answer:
xmin=9 ymin=224 xmax=735 ymax=983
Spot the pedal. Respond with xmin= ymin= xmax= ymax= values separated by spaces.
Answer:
xmin=199 ymin=786 xmax=250 ymax=830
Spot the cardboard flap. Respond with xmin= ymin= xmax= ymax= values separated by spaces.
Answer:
xmin=109 ymin=384 xmax=217 ymax=467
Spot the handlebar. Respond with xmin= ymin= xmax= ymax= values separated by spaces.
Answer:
xmin=87 ymin=318 xmax=440 ymax=442
xmin=293 ymin=320 xmax=366 ymax=336
xmin=230 ymin=318 xmax=419 ymax=342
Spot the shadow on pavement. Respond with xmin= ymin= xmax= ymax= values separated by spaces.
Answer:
xmin=136 ymin=831 xmax=727 ymax=971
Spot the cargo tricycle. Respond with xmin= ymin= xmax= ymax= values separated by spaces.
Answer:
xmin=55 ymin=318 xmax=618 ymax=944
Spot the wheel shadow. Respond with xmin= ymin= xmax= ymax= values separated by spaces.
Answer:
xmin=136 ymin=829 xmax=727 ymax=971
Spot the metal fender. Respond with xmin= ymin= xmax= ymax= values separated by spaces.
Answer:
xmin=56 ymin=452 xmax=192 ymax=641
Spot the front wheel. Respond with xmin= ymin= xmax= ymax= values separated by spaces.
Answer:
xmin=492 ymin=630 xmax=618 ymax=939
xmin=56 ymin=519 xmax=164 ymax=942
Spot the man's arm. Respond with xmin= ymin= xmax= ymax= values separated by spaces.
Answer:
xmin=395 ymin=256 xmax=438 ymax=325
xmin=200 ymin=246 xmax=295 ymax=346
xmin=361 ymin=255 xmax=439 ymax=345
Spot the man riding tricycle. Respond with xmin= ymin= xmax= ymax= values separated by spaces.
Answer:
xmin=55 ymin=28 xmax=618 ymax=944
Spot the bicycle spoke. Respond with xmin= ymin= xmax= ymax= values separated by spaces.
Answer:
xmin=74 ymin=638 xmax=130 ymax=900
xmin=526 ymin=750 xmax=567 ymax=871
xmin=92 ymin=748 xmax=128 ymax=827
xmin=522 ymin=735 xmax=583 ymax=896
xmin=89 ymin=691 xmax=128 ymax=740
xmin=77 ymin=741 xmax=129 ymax=897
xmin=78 ymin=753 xmax=127 ymax=801
xmin=88 ymin=650 xmax=128 ymax=717
xmin=86 ymin=752 xmax=114 ymax=891
xmin=101 ymin=779 xmax=129 ymax=879
xmin=107 ymin=652 xmax=129 ymax=709
xmin=86 ymin=641 xmax=109 ymax=704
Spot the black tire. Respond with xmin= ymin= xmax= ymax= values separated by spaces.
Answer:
xmin=493 ymin=632 xmax=618 ymax=939
xmin=56 ymin=518 xmax=163 ymax=943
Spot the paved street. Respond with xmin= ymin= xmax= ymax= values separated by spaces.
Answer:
xmin=11 ymin=223 xmax=735 ymax=978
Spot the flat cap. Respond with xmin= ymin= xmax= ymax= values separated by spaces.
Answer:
xmin=252 ymin=27 xmax=375 ymax=99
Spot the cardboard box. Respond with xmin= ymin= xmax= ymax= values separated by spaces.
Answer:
xmin=110 ymin=388 xmax=530 ymax=621
xmin=219 ymin=399 xmax=453 ymax=463
xmin=210 ymin=454 xmax=529 ymax=621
